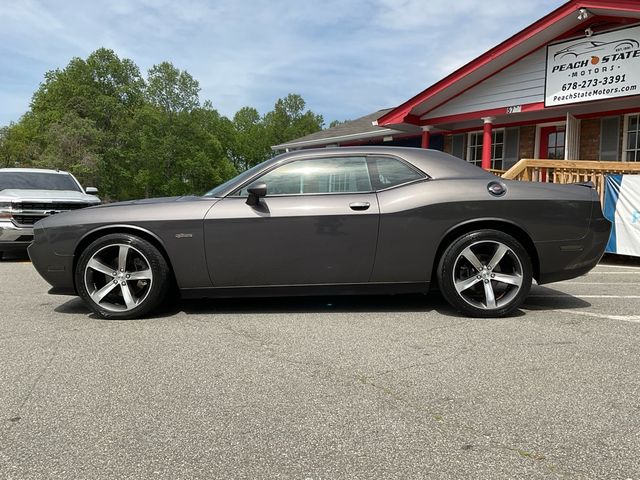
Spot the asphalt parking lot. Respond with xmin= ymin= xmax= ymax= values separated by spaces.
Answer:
xmin=0 ymin=255 xmax=639 ymax=479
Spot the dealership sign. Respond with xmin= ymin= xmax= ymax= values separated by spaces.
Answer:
xmin=545 ymin=25 xmax=640 ymax=107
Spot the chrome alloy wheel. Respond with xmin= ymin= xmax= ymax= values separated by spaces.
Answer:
xmin=83 ymin=243 xmax=153 ymax=312
xmin=452 ymin=240 xmax=523 ymax=310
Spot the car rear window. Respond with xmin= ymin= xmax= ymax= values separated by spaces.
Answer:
xmin=0 ymin=172 xmax=81 ymax=192
xmin=368 ymin=156 xmax=425 ymax=190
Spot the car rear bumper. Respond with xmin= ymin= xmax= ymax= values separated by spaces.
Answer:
xmin=27 ymin=228 xmax=76 ymax=295
xmin=0 ymin=221 xmax=33 ymax=251
xmin=536 ymin=214 xmax=611 ymax=285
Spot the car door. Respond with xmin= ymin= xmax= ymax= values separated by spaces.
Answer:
xmin=204 ymin=155 xmax=380 ymax=287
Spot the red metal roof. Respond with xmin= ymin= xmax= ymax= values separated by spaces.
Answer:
xmin=377 ymin=0 xmax=640 ymax=128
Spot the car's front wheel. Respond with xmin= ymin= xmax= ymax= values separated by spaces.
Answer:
xmin=75 ymin=233 xmax=170 ymax=319
xmin=437 ymin=229 xmax=532 ymax=317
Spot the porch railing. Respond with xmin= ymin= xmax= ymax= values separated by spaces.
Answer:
xmin=498 ymin=159 xmax=640 ymax=203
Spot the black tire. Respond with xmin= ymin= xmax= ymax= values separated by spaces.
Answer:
xmin=437 ymin=229 xmax=532 ymax=318
xmin=75 ymin=233 xmax=170 ymax=319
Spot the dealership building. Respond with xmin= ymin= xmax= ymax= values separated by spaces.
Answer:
xmin=273 ymin=0 xmax=640 ymax=172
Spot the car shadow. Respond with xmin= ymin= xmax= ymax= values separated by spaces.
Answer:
xmin=0 ymin=251 xmax=30 ymax=262
xmin=54 ymin=297 xmax=93 ymax=315
xmin=600 ymin=253 xmax=640 ymax=267
xmin=523 ymin=285 xmax=592 ymax=311
xmin=53 ymin=286 xmax=591 ymax=321
xmin=177 ymin=293 xmax=444 ymax=316
xmin=55 ymin=293 xmax=442 ymax=320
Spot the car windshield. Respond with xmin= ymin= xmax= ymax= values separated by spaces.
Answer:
xmin=203 ymin=161 xmax=270 ymax=197
xmin=0 ymin=172 xmax=81 ymax=192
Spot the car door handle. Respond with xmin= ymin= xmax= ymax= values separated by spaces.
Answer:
xmin=349 ymin=202 xmax=370 ymax=211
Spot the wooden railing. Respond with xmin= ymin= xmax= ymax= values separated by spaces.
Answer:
xmin=499 ymin=159 xmax=640 ymax=203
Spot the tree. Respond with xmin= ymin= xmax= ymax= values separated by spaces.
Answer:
xmin=0 ymin=120 xmax=41 ymax=168
xmin=329 ymin=119 xmax=349 ymax=128
xmin=30 ymin=48 xmax=145 ymax=129
xmin=228 ymin=107 xmax=271 ymax=171
xmin=22 ymin=48 xmax=147 ymax=199
xmin=118 ymin=101 xmax=236 ymax=199
xmin=220 ymin=95 xmax=324 ymax=172
xmin=38 ymin=112 xmax=102 ymax=186
xmin=146 ymin=62 xmax=200 ymax=114
xmin=263 ymin=93 xmax=324 ymax=146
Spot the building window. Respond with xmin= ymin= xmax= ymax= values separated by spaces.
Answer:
xmin=623 ymin=114 xmax=640 ymax=161
xmin=451 ymin=133 xmax=465 ymax=159
xmin=546 ymin=129 xmax=565 ymax=159
xmin=600 ymin=116 xmax=620 ymax=161
xmin=467 ymin=130 xmax=504 ymax=169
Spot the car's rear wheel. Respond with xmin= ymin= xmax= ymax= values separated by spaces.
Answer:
xmin=75 ymin=233 xmax=170 ymax=319
xmin=437 ymin=229 xmax=532 ymax=317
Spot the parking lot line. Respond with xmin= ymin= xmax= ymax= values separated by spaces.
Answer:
xmin=556 ymin=282 xmax=636 ymax=285
xmin=530 ymin=294 xmax=640 ymax=298
xmin=553 ymin=309 xmax=640 ymax=324
xmin=577 ymin=271 xmax=640 ymax=274
xmin=594 ymin=264 xmax=640 ymax=270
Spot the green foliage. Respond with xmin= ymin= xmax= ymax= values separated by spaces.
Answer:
xmin=0 ymin=120 xmax=40 ymax=168
xmin=228 ymin=107 xmax=271 ymax=171
xmin=329 ymin=119 xmax=349 ymax=128
xmin=146 ymin=62 xmax=200 ymax=114
xmin=38 ymin=112 xmax=102 ymax=184
xmin=264 ymin=94 xmax=324 ymax=146
xmin=0 ymin=49 xmax=325 ymax=200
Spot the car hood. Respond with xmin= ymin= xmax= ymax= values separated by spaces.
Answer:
xmin=89 ymin=195 xmax=200 ymax=209
xmin=0 ymin=189 xmax=100 ymax=203
xmin=34 ymin=194 xmax=218 ymax=234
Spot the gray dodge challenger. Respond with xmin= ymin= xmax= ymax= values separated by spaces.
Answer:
xmin=28 ymin=147 xmax=611 ymax=319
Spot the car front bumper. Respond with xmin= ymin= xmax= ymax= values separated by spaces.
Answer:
xmin=0 ymin=220 xmax=33 ymax=252
xmin=27 ymin=226 xmax=76 ymax=295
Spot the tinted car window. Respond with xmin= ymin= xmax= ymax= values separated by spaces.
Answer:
xmin=238 ymin=156 xmax=372 ymax=196
xmin=0 ymin=172 xmax=81 ymax=192
xmin=368 ymin=156 xmax=425 ymax=190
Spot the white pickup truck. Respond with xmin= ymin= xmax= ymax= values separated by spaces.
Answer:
xmin=0 ymin=168 xmax=101 ymax=258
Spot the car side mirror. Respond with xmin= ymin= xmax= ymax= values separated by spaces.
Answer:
xmin=85 ymin=187 xmax=98 ymax=194
xmin=246 ymin=182 xmax=267 ymax=206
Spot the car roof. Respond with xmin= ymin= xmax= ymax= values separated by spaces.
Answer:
xmin=0 ymin=168 xmax=71 ymax=175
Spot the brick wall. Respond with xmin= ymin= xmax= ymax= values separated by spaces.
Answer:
xmin=579 ymin=119 xmax=601 ymax=160
xmin=518 ymin=126 xmax=536 ymax=159
xmin=443 ymin=135 xmax=452 ymax=155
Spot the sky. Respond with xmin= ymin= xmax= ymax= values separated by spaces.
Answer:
xmin=0 ymin=0 xmax=566 ymax=127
